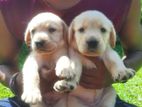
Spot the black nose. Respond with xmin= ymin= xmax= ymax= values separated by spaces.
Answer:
xmin=35 ymin=40 xmax=45 ymax=48
xmin=87 ymin=39 xmax=98 ymax=51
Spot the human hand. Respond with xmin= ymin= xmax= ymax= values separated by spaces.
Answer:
xmin=79 ymin=57 xmax=113 ymax=89
xmin=39 ymin=57 xmax=113 ymax=91
xmin=0 ymin=65 xmax=15 ymax=85
xmin=0 ymin=70 xmax=5 ymax=81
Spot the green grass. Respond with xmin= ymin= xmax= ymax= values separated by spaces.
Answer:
xmin=113 ymin=68 xmax=142 ymax=107
xmin=0 ymin=84 xmax=14 ymax=99
xmin=0 ymin=67 xmax=142 ymax=107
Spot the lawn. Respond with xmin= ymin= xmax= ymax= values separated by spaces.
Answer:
xmin=0 ymin=67 xmax=142 ymax=106
xmin=113 ymin=68 xmax=142 ymax=107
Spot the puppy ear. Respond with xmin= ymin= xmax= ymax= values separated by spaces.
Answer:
xmin=62 ymin=21 xmax=68 ymax=44
xmin=110 ymin=25 xmax=116 ymax=48
xmin=24 ymin=26 xmax=31 ymax=48
xmin=68 ymin=21 xmax=75 ymax=46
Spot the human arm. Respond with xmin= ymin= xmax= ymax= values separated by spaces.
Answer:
xmin=0 ymin=10 xmax=21 ymax=86
xmin=120 ymin=0 xmax=142 ymax=71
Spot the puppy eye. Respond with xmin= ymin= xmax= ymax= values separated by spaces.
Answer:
xmin=100 ymin=27 xmax=107 ymax=33
xmin=31 ymin=29 xmax=36 ymax=34
xmin=48 ymin=27 xmax=56 ymax=33
xmin=78 ymin=27 xmax=85 ymax=33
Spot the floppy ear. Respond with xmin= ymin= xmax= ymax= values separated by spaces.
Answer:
xmin=62 ymin=21 xmax=68 ymax=44
xmin=24 ymin=26 xmax=31 ymax=48
xmin=109 ymin=25 xmax=116 ymax=48
xmin=68 ymin=21 xmax=75 ymax=46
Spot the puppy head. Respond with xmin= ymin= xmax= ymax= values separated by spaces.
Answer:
xmin=25 ymin=12 xmax=67 ymax=54
xmin=69 ymin=10 xmax=116 ymax=56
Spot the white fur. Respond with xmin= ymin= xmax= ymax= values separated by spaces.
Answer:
xmin=21 ymin=12 xmax=69 ymax=107
xmin=67 ymin=10 xmax=135 ymax=107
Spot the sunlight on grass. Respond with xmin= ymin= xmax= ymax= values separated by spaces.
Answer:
xmin=0 ymin=84 xmax=14 ymax=99
xmin=0 ymin=68 xmax=142 ymax=107
xmin=113 ymin=67 xmax=142 ymax=107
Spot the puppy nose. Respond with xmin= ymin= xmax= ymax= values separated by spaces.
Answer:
xmin=35 ymin=40 xmax=45 ymax=48
xmin=87 ymin=39 xmax=98 ymax=50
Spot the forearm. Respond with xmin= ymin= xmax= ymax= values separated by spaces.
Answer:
xmin=123 ymin=50 xmax=142 ymax=71
xmin=119 ymin=0 xmax=142 ymax=72
xmin=0 ymin=61 xmax=19 ymax=86
xmin=0 ymin=64 xmax=23 ymax=97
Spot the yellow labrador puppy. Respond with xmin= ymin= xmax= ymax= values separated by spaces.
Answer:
xmin=66 ymin=10 xmax=135 ymax=107
xmin=21 ymin=12 xmax=71 ymax=107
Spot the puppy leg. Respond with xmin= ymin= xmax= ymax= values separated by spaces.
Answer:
xmin=54 ymin=59 xmax=82 ymax=92
xmin=30 ymin=102 xmax=46 ymax=107
xmin=55 ymin=55 xmax=75 ymax=80
xmin=21 ymin=54 xmax=42 ymax=104
xmin=69 ymin=50 xmax=83 ymax=86
xmin=102 ymin=48 xmax=135 ymax=81
xmin=54 ymin=49 xmax=82 ymax=92
xmin=97 ymin=86 xmax=116 ymax=107
xmin=54 ymin=79 xmax=78 ymax=93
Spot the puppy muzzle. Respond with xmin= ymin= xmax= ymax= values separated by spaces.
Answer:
xmin=87 ymin=39 xmax=98 ymax=52
xmin=35 ymin=40 xmax=45 ymax=49
xmin=33 ymin=40 xmax=57 ymax=53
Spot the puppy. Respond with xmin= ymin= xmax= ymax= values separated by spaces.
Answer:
xmin=65 ymin=10 xmax=135 ymax=107
xmin=21 ymin=12 xmax=70 ymax=107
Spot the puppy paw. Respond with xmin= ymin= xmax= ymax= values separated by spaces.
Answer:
xmin=53 ymin=80 xmax=77 ymax=93
xmin=21 ymin=88 xmax=42 ymax=104
xmin=55 ymin=56 xmax=75 ymax=79
xmin=113 ymin=68 xmax=135 ymax=82
xmin=56 ymin=67 xmax=75 ymax=80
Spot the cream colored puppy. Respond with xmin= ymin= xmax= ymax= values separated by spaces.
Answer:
xmin=21 ymin=12 xmax=71 ymax=107
xmin=66 ymin=10 xmax=135 ymax=107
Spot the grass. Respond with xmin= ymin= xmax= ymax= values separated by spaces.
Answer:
xmin=113 ymin=68 xmax=142 ymax=107
xmin=0 ymin=84 xmax=14 ymax=99
xmin=0 ymin=66 xmax=142 ymax=107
